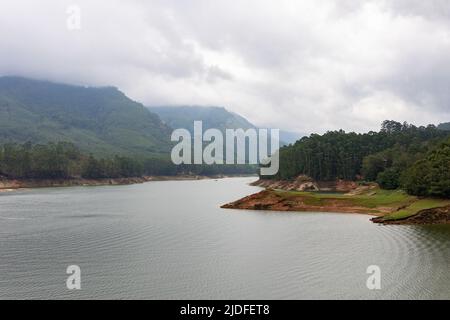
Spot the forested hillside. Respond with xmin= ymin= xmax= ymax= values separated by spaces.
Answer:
xmin=402 ymin=138 xmax=450 ymax=198
xmin=438 ymin=122 xmax=450 ymax=131
xmin=0 ymin=77 xmax=257 ymax=179
xmin=272 ymin=120 xmax=450 ymax=197
xmin=0 ymin=77 xmax=172 ymax=157
xmin=3 ymin=77 xmax=446 ymax=185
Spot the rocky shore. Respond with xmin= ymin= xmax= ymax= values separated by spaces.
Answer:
xmin=221 ymin=189 xmax=387 ymax=215
xmin=371 ymin=205 xmax=450 ymax=225
xmin=250 ymin=176 xmax=361 ymax=193
xmin=222 ymin=178 xmax=450 ymax=225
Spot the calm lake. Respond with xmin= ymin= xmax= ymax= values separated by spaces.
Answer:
xmin=0 ymin=177 xmax=449 ymax=299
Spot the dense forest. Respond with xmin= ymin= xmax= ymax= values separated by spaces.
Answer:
xmin=402 ymin=139 xmax=450 ymax=198
xmin=0 ymin=76 xmax=173 ymax=157
xmin=0 ymin=142 xmax=255 ymax=180
xmin=272 ymin=120 xmax=450 ymax=198
xmin=438 ymin=122 xmax=450 ymax=131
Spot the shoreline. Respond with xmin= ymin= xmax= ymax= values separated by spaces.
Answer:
xmin=0 ymin=174 xmax=257 ymax=192
xmin=221 ymin=179 xmax=450 ymax=225
xmin=371 ymin=206 xmax=450 ymax=225
xmin=221 ymin=189 xmax=386 ymax=216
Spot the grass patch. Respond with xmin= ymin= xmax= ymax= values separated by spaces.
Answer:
xmin=275 ymin=189 xmax=412 ymax=208
xmin=350 ymin=190 xmax=413 ymax=208
xmin=383 ymin=198 xmax=450 ymax=221
xmin=273 ymin=188 xmax=449 ymax=219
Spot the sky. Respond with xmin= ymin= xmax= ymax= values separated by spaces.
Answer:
xmin=1 ymin=0 xmax=449 ymax=134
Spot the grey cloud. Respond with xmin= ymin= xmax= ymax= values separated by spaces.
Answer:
xmin=0 ymin=0 xmax=449 ymax=134
xmin=388 ymin=0 xmax=450 ymax=19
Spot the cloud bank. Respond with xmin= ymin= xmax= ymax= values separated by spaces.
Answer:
xmin=1 ymin=0 xmax=449 ymax=134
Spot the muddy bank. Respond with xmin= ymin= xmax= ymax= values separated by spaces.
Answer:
xmin=0 ymin=174 xmax=247 ymax=191
xmin=221 ymin=189 xmax=384 ymax=215
xmin=223 ymin=179 xmax=450 ymax=225
xmin=0 ymin=176 xmax=153 ymax=190
xmin=251 ymin=176 xmax=363 ymax=193
xmin=372 ymin=206 xmax=450 ymax=225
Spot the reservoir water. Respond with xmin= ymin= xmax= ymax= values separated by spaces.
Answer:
xmin=0 ymin=177 xmax=449 ymax=299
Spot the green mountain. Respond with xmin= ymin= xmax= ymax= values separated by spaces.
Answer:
xmin=149 ymin=105 xmax=303 ymax=144
xmin=0 ymin=76 xmax=172 ymax=157
xmin=438 ymin=122 xmax=450 ymax=131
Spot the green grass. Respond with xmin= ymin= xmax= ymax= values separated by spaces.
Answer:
xmin=274 ymin=189 xmax=412 ymax=207
xmin=273 ymin=188 xmax=449 ymax=220
xmin=383 ymin=198 xmax=450 ymax=221
xmin=350 ymin=189 xmax=413 ymax=208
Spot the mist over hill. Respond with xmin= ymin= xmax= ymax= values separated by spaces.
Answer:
xmin=0 ymin=77 xmax=172 ymax=157
xmin=438 ymin=122 xmax=450 ymax=131
xmin=150 ymin=106 xmax=254 ymax=133
xmin=0 ymin=77 xmax=303 ymax=161
xmin=149 ymin=105 xmax=304 ymax=145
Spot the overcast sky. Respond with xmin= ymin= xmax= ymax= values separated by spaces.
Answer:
xmin=1 ymin=0 xmax=449 ymax=134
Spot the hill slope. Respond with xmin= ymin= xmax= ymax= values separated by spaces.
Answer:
xmin=149 ymin=105 xmax=304 ymax=144
xmin=149 ymin=106 xmax=254 ymax=133
xmin=438 ymin=122 xmax=450 ymax=131
xmin=0 ymin=77 xmax=172 ymax=156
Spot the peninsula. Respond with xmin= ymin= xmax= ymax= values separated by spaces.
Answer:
xmin=221 ymin=178 xmax=450 ymax=225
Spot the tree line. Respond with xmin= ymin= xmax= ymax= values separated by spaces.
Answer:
xmin=271 ymin=120 xmax=450 ymax=198
xmin=0 ymin=142 xmax=255 ymax=180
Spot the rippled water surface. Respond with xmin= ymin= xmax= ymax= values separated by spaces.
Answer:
xmin=0 ymin=177 xmax=449 ymax=299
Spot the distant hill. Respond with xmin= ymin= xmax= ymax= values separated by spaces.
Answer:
xmin=438 ymin=122 xmax=450 ymax=131
xmin=149 ymin=106 xmax=254 ymax=133
xmin=279 ymin=131 xmax=305 ymax=145
xmin=0 ymin=77 xmax=172 ymax=157
xmin=149 ymin=105 xmax=303 ymax=145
